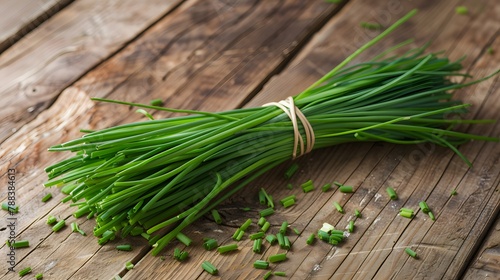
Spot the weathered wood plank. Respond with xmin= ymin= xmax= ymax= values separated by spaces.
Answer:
xmin=0 ymin=0 xmax=184 ymax=144
xmin=0 ymin=0 xmax=74 ymax=54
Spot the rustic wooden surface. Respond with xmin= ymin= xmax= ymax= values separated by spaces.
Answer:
xmin=0 ymin=0 xmax=498 ymax=279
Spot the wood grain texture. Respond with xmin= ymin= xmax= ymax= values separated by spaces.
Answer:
xmin=0 ymin=0 xmax=184 ymax=144
xmin=0 ymin=0 xmax=74 ymax=54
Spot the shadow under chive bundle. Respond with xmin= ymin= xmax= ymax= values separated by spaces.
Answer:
xmin=44 ymin=9 xmax=498 ymax=255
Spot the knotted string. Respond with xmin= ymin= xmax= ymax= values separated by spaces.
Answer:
xmin=263 ymin=96 xmax=315 ymax=159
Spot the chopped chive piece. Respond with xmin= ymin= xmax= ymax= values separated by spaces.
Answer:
xmin=232 ymin=228 xmax=242 ymax=240
xmin=125 ymin=261 xmax=134 ymax=270
xmin=317 ymin=230 xmax=330 ymax=242
xmin=35 ymin=273 xmax=43 ymax=279
xmin=178 ymin=251 xmax=189 ymax=261
xmin=348 ymin=220 xmax=355 ymax=233
xmin=269 ymin=253 xmax=287 ymax=263
xmin=419 ymin=201 xmax=430 ymax=213
xmin=87 ymin=211 xmax=95 ymax=220
xmin=18 ymin=267 xmax=32 ymax=277
xmin=46 ymin=215 xmax=57 ymax=225
xmin=136 ymin=109 xmax=154 ymax=120
xmin=306 ymin=233 xmax=316 ymax=245
xmin=333 ymin=181 xmax=343 ymax=187
xmin=321 ymin=183 xmax=332 ymax=192
xmin=2 ymin=203 xmax=18 ymax=213
xmin=260 ymin=207 xmax=274 ymax=217
xmin=455 ymin=6 xmax=468 ymax=15
xmin=98 ymin=230 xmax=115 ymax=245
xmin=339 ymin=185 xmax=353 ymax=193
xmin=400 ymin=208 xmax=414 ymax=213
xmin=354 ymin=209 xmax=361 ymax=218
xmin=130 ymin=227 xmax=143 ymax=236
xmin=250 ymin=232 xmax=265 ymax=240
xmin=176 ymin=232 xmax=192 ymax=246
xmin=277 ymin=232 xmax=285 ymax=248
xmin=241 ymin=207 xmax=251 ymax=211
xmin=253 ymin=238 xmax=262 ymax=253
xmin=301 ymin=180 xmax=314 ymax=193
xmin=264 ymin=271 xmax=272 ymax=280
xmin=405 ymin=247 xmax=418 ymax=258
xmin=42 ymin=193 xmax=53 ymax=202
xmin=253 ymin=260 xmax=269 ymax=269
xmin=61 ymin=195 xmax=72 ymax=203
xmin=360 ymin=22 xmax=384 ymax=30
xmin=279 ymin=195 xmax=296 ymax=205
xmin=203 ymin=239 xmax=218 ymax=251
xmin=282 ymin=198 xmax=295 ymax=208
xmin=259 ymin=190 xmax=266 ymax=204
xmin=13 ymin=240 xmax=29 ymax=248
xmin=428 ymin=211 xmax=435 ymax=221
xmin=240 ymin=219 xmax=253 ymax=231
xmin=60 ymin=184 xmax=76 ymax=194
xmin=71 ymin=222 xmax=81 ymax=233
xmin=487 ymin=47 xmax=494 ymax=55
xmin=280 ymin=221 xmax=288 ymax=234
xmin=201 ymin=261 xmax=218 ymax=275
xmin=258 ymin=217 xmax=267 ymax=227
xmin=52 ymin=220 xmax=66 ymax=232
xmin=333 ymin=202 xmax=344 ymax=213
xmin=140 ymin=232 xmax=150 ymax=240
xmin=283 ymin=236 xmax=291 ymax=250
xmin=150 ymin=99 xmax=163 ymax=106
xmin=293 ymin=228 xmax=300 ymax=235
xmin=451 ymin=189 xmax=458 ymax=196
xmin=386 ymin=187 xmax=398 ymax=200
xmin=236 ymin=230 xmax=245 ymax=241
xmin=286 ymin=183 xmax=293 ymax=190
xmin=117 ymin=244 xmax=132 ymax=251
xmin=261 ymin=221 xmax=271 ymax=233
xmin=274 ymin=271 xmax=286 ymax=277
xmin=211 ymin=209 xmax=222 ymax=224
xmin=266 ymin=234 xmax=277 ymax=245
xmin=284 ymin=163 xmax=299 ymax=179
xmin=217 ymin=243 xmax=238 ymax=254
xmin=173 ymin=248 xmax=181 ymax=259
xmin=260 ymin=188 xmax=274 ymax=208
xmin=399 ymin=209 xmax=414 ymax=219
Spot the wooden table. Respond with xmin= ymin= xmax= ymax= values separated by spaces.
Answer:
xmin=1 ymin=0 xmax=498 ymax=279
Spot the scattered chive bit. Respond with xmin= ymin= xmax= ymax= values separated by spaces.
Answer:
xmin=87 ymin=211 xmax=95 ymax=220
xmin=46 ymin=215 xmax=57 ymax=225
xmin=399 ymin=208 xmax=414 ymax=219
xmin=60 ymin=184 xmax=76 ymax=194
xmin=284 ymin=163 xmax=299 ymax=179
xmin=386 ymin=187 xmax=398 ymax=200
xmin=1 ymin=202 xmax=19 ymax=213
xmin=217 ymin=243 xmax=238 ymax=254
xmin=240 ymin=219 xmax=253 ymax=231
xmin=348 ymin=220 xmax=355 ymax=233
xmin=240 ymin=207 xmax=251 ymax=211
xmin=360 ymin=22 xmax=383 ymax=30
xmin=277 ymin=233 xmax=285 ymax=248
xmin=13 ymin=240 xmax=30 ymax=248
xmin=455 ymin=6 xmax=468 ymax=15
xmin=202 ymin=261 xmax=218 ymax=275
xmin=293 ymin=228 xmax=300 ymax=235
xmin=232 ymin=228 xmax=243 ymax=240
xmin=280 ymin=221 xmax=288 ymax=234
xmin=307 ymin=233 xmax=316 ymax=245
xmin=250 ymin=232 xmax=265 ymax=240
xmin=487 ymin=47 xmax=494 ymax=55
xmin=451 ymin=189 xmax=458 ymax=196
xmin=258 ymin=217 xmax=266 ymax=227
xmin=260 ymin=188 xmax=274 ymax=208
xmin=178 ymin=251 xmax=189 ymax=261
xmin=274 ymin=271 xmax=287 ymax=277
xmin=259 ymin=189 xmax=266 ymax=204
xmin=405 ymin=247 xmax=418 ymax=258
xmin=18 ymin=267 xmax=32 ymax=277
xmin=41 ymin=193 xmax=53 ymax=202
xmin=354 ymin=209 xmax=361 ymax=218
xmin=261 ymin=222 xmax=271 ymax=233
xmin=268 ymin=253 xmax=287 ymax=263
xmin=98 ymin=230 xmax=115 ymax=245
xmin=130 ymin=227 xmax=143 ymax=236
xmin=203 ymin=239 xmax=218 ymax=251
xmin=419 ymin=201 xmax=430 ymax=213
xmin=264 ymin=271 xmax=272 ymax=280
xmin=280 ymin=195 xmax=296 ymax=205
xmin=282 ymin=199 xmax=295 ymax=208
xmin=117 ymin=244 xmax=132 ymax=251
xmin=141 ymin=232 xmax=151 ymax=240
xmin=176 ymin=232 xmax=192 ymax=246
xmin=61 ymin=195 xmax=72 ymax=203
xmin=301 ymin=180 xmax=314 ymax=193
xmin=135 ymin=109 xmax=154 ymax=120
xmin=339 ymin=185 xmax=354 ymax=193
xmin=173 ymin=248 xmax=181 ymax=259
xmin=428 ymin=211 xmax=436 ymax=221
xmin=125 ymin=261 xmax=134 ymax=270
xmin=266 ymin=234 xmax=277 ymax=245
xmin=317 ymin=230 xmax=330 ymax=242
xmin=236 ymin=230 xmax=245 ymax=241
xmin=253 ymin=238 xmax=262 ymax=253
xmin=283 ymin=236 xmax=291 ymax=250
xmin=150 ymin=98 xmax=163 ymax=106
xmin=333 ymin=181 xmax=343 ymax=187
xmin=35 ymin=273 xmax=43 ymax=279
xmin=211 ymin=209 xmax=222 ymax=224
xmin=260 ymin=207 xmax=275 ymax=217
xmin=253 ymin=260 xmax=269 ymax=269
xmin=333 ymin=202 xmax=344 ymax=213
xmin=286 ymin=183 xmax=293 ymax=190
xmin=70 ymin=222 xmax=86 ymax=236
xmin=52 ymin=219 xmax=66 ymax=232
xmin=321 ymin=183 xmax=332 ymax=192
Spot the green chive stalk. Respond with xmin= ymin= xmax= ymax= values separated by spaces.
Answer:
xmin=44 ymin=9 xmax=498 ymax=255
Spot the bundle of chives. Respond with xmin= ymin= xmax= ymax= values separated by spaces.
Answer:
xmin=44 ymin=9 xmax=498 ymax=255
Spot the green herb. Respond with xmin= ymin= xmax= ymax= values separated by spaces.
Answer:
xmin=284 ymin=163 xmax=299 ymax=179
xmin=12 ymin=240 xmax=29 ymax=248
xmin=178 ymin=251 xmax=189 ymax=261
xmin=274 ymin=271 xmax=286 ymax=277
xmin=348 ymin=220 xmax=355 ymax=233
xmin=35 ymin=273 xmax=44 ymax=279
xmin=52 ymin=220 xmax=66 ymax=232
xmin=259 ymin=190 xmax=266 ymax=205
xmin=258 ymin=217 xmax=266 ymax=227
xmin=241 ymin=207 xmax=251 ymax=211
xmin=283 ymin=236 xmax=291 ymax=250
xmin=293 ymin=228 xmax=300 ymax=235
xmin=266 ymin=234 xmax=277 ymax=245
xmin=419 ymin=201 xmax=430 ymax=213
xmin=250 ymin=232 xmax=265 ymax=240
xmin=232 ymin=228 xmax=242 ymax=240
xmin=260 ymin=208 xmax=274 ymax=217
xmin=46 ymin=215 xmax=57 ymax=225
xmin=236 ymin=230 xmax=245 ymax=241
xmin=98 ymin=230 xmax=115 ymax=245
xmin=264 ymin=271 xmax=272 ymax=280
xmin=203 ymin=239 xmax=218 ymax=250
xmin=280 ymin=221 xmax=288 ymax=234
xmin=42 ymin=193 xmax=53 ymax=202
xmin=269 ymin=253 xmax=287 ymax=263
xmin=260 ymin=188 xmax=274 ymax=208
xmin=360 ymin=22 xmax=383 ymax=30
xmin=286 ymin=183 xmax=293 ymax=190
xmin=141 ymin=232 xmax=151 ymax=240
xmin=301 ymin=180 xmax=314 ymax=193
xmin=18 ymin=267 xmax=32 ymax=277
xmin=173 ymin=248 xmax=181 ymax=259
xmin=253 ymin=238 xmax=262 ymax=253
xmin=487 ymin=47 xmax=494 ymax=55
xmin=451 ymin=189 xmax=458 ymax=196
xmin=240 ymin=219 xmax=252 ymax=231
xmin=261 ymin=221 xmax=271 ymax=233
xmin=211 ymin=209 xmax=222 ymax=224
xmin=135 ymin=109 xmax=154 ymax=120
xmin=321 ymin=183 xmax=332 ymax=192
xmin=125 ymin=261 xmax=134 ymax=270
xmin=150 ymin=99 xmax=163 ymax=106
xmin=354 ymin=209 xmax=361 ymax=218
xmin=117 ymin=244 xmax=132 ymax=251
xmin=2 ymin=203 xmax=18 ymax=213
xmin=333 ymin=181 xmax=343 ymax=187
xmin=176 ymin=232 xmax=192 ymax=246
xmin=405 ymin=247 xmax=418 ymax=258
xmin=333 ymin=202 xmax=344 ymax=213
xmin=280 ymin=195 xmax=296 ymax=205
xmin=201 ymin=261 xmax=218 ymax=275
xmin=428 ymin=211 xmax=435 ymax=221
xmin=399 ymin=208 xmax=414 ymax=219
xmin=254 ymin=260 xmax=269 ymax=269
xmin=455 ymin=6 xmax=468 ymax=15
xmin=44 ymin=9 xmax=499 ymax=255
xmin=386 ymin=187 xmax=398 ymax=200
xmin=70 ymin=222 xmax=86 ymax=235
xmin=277 ymin=233 xmax=285 ymax=248
xmin=217 ymin=243 xmax=238 ymax=253
xmin=306 ymin=233 xmax=316 ymax=245
xmin=339 ymin=185 xmax=353 ymax=193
